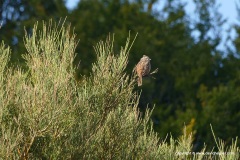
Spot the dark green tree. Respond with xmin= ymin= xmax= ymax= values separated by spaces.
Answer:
xmin=0 ymin=0 xmax=67 ymax=65
xmin=194 ymin=0 xmax=240 ymax=149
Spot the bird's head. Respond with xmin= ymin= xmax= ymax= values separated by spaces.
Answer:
xmin=142 ymin=55 xmax=151 ymax=61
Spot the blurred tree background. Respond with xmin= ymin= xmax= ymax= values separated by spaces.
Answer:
xmin=0 ymin=0 xmax=239 ymax=151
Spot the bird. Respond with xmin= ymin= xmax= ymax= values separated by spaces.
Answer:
xmin=135 ymin=55 xmax=151 ymax=86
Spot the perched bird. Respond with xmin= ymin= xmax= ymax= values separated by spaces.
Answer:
xmin=135 ymin=55 xmax=151 ymax=86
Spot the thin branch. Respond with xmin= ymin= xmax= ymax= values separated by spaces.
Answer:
xmin=144 ymin=68 xmax=159 ymax=79
xmin=150 ymin=68 xmax=158 ymax=75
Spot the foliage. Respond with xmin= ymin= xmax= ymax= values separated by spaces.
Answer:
xmin=0 ymin=20 xmax=239 ymax=159
xmin=0 ymin=0 xmax=67 ymax=65
xmin=1 ymin=0 xmax=240 ymax=153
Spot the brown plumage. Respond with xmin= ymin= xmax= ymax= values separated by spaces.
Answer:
xmin=135 ymin=55 xmax=151 ymax=86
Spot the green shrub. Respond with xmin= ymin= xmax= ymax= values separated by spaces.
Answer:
xmin=0 ymin=20 xmax=239 ymax=159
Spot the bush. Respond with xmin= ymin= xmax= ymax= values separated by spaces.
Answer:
xmin=0 ymin=20 xmax=239 ymax=159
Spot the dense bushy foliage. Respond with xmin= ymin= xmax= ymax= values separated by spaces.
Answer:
xmin=0 ymin=20 xmax=239 ymax=159
xmin=1 ymin=0 xmax=240 ymax=156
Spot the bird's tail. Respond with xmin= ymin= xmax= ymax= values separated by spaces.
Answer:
xmin=137 ymin=77 xmax=142 ymax=86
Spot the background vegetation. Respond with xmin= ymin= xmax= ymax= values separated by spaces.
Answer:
xmin=0 ymin=18 xmax=239 ymax=159
xmin=0 ymin=0 xmax=240 ymax=157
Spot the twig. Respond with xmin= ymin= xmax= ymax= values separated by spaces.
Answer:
xmin=143 ymin=68 xmax=158 ymax=79
xmin=150 ymin=68 xmax=158 ymax=75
